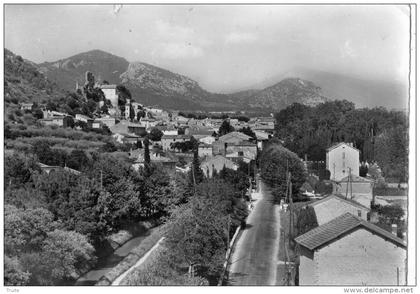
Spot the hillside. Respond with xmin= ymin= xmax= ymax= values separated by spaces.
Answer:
xmin=38 ymin=49 xmax=129 ymax=91
xmin=33 ymin=50 xmax=331 ymax=111
xmin=272 ymin=68 xmax=408 ymax=110
xmin=4 ymin=49 xmax=65 ymax=105
xmin=237 ymin=78 xmax=329 ymax=109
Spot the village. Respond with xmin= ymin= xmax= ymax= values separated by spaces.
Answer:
xmin=17 ymin=81 xmax=409 ymax=287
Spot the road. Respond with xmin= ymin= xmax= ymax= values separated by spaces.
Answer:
xmin=227 ymin=180 xmax=281 ymax=285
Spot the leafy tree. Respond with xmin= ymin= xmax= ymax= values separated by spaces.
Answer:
xmin=144 ymin=137 xmax=151 ymax=170
xmin=5 ymin=152 xmax=41 ymax=187
xmin=218 ymin=119 xmax=234 ymax=136
xmin=5 ymin=186 xmax=47 ymax=209
xmin=295 ymin=206 xmax=318 ymax=237
xmin=137 ymin=110 xmax=146 ymax=121
xmin=238 ymin=126 xmax=256 ymax=140
xmin=66 ymin=149 xmax=90 ymax=171
xmin=260 ymin=139 xmax=306 ymax=202
xmin=376 ymin=204 xmax=405 ymax=225
xmin=165 ymin=197 xmax=226 ymax=277
xmin=4 ymin=256 xmax=31 ymax=286
xmin=189 ymin=139 xmax=204 ymax=185
xmin=149 ymin=128 xmax=164 ymax=141
xmin=374 ymin=126 xmax=408 ymax=182
xmin=130 ymin=105 xmax=136 ymax=121
xmin=4 ymin=205 xmax=57 ymax=255
xmin=33 ymin=108 xmax=44 ymax=119
xmin=22 ymin=229 xmax=96 ymax=285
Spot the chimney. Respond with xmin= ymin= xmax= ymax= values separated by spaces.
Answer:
xmin=391 ymin=224 xmax=398 ymax=236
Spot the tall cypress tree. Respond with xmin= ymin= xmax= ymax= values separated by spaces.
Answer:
xmin=190 ymin=138 xmax=204 ymax=186
xmin=144 ymin=137 xmax=151 ymax=174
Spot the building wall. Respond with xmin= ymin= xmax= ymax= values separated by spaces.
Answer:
xmin=201 ymin=158 xmax=237 ymax=178
xmin=300 ymin=229 xmax=407 ymax=285
xmin=327 ymin=144 xmax=360 ymax=181
xmin=226 ymin=145 xmax=257 ymax=160
xmin=312 ymin=198 xmax=368 ymax=225
xmin=199 ymin=136 xmax=216 ymax=145
xmin=97 ymin=118 xmax=116 ymax=128
xmin=102 ymin=88 xmax=119 ymax=108
xmin=161 ymin=137 xmax=188 ymax=151
xmin=198 ymin=147 xmax=212 ymax=158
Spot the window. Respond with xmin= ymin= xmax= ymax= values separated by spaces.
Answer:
xmin=358 ymin=210 xmax=362 ymax=217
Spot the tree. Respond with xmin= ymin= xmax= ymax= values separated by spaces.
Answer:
xmin=260 ymin=140 xmax=306 ymax=202
xmin=22 ymin=229 xmax=96 ymax=285
xmin=295 ymin=206 xmax=318 ymax=238
xmin=66 ymin=149 xmax=90 ymax=171
xmin=149 ymin=128 xmax=164 ymax=141
xmin=4 ymin=256 xmax=31 ymax=286
xmin=5 ymin=152 xmax=40 ymax=187
xmin=144 ymin=137 xmax=151 ymax=170
xmin=165 ymin=197 xmax=226 ymax=277
xmin=374 ymin=126 xmax=408 ymax=182
xmin=130 ymin=105 xmax=135 ymax=121
xmin=238 ymin=126 xmax=256 ymax=140
xmin=137 ymin=110 xmax=146 ymax=121
xmin=189 ymin=139 xmax=204 ymax=185
xmin=218 ymin=119 xmax=234 ymax=136
xmin=5 ymin=205 xmax=57 ymax=255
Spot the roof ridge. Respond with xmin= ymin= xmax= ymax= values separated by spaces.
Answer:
xmin=295 ymin=212 xmax=406 ymax=250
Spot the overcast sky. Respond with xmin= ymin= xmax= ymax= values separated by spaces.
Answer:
xmin=5 ymin=4 xmax=410 ymax=93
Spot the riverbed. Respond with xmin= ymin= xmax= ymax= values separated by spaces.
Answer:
xmin=75 ymin=228 xmax=156 ymax=286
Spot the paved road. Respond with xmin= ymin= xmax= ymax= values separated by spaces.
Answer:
xmin=228 ymin=180 xmax=281 ymax=285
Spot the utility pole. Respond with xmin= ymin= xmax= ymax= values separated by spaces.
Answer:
xmin=227 ymin=214 xmax=230 ymax=249
xmin=289 ymin=173 xmax=293 ymax=241
xmin=349 ymin=167 xmax=353 ymax=199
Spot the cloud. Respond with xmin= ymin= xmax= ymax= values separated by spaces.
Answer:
xmin=225 ymin=32 xmax=258 ymax=44
xmin=154 ymin=42 xmax=204 ymax=59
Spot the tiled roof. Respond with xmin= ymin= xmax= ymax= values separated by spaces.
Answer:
xmin=161 ymin=134 xmax=191 ymax=140
xmin=219 ymin=131 xmax=251 ymax=142
xmin=295 ymin=213 xmax=406 ymax=251
xmin=326 ymin=142 xmax=360 ymax=153
xmin=100 ymin=84 xmax=117 ymax=89
xmin=227 ymin=141 xmax=257 ymax=147
xmin=308 ymin=194 xmax=370 ymax=210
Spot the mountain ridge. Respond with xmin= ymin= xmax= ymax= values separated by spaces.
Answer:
xmin=9 ymin=48 xmax=405 ymax=111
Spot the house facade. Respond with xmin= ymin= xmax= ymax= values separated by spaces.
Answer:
xmin=308 ymin=194 xmax=369 ymax=225
xmin=200 ymin=155 xmax=238 ymax=178
xmin=326 ymin=142 xmax=360 ymax=181
xmin=226 ymin=141 xmax=258 ymax=160
xmin=161 ymin=135 xmax=191 ymax=151
xmin=296 ymin=213 xmax=407 ymax=286
xmin=100 ymin=84 xmax=119 ymax=109
xmin=334 ymin=175 xmax=374 ymax=208
xmin=198 ymin=143 xmax=213 ymax=158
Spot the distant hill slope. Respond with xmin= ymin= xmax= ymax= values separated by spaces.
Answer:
xmin=38 ymin=49 xmax=129 ymax=91
xmin=32 ymin=49 xmax=332 ymax=111
xmin=4 ymin=49 xmax=65 ymax=104
xmin=237 ymin=78 xmax=329 ymax=109
xmin=273 ymin=68 xmax=408 ymax=110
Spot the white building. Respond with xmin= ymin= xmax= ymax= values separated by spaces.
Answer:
xmin=100 ymin=84 xmax=119 ymax=109
xmin=200 ymin=155 xmax=238 ymax=178
xmin=307 ymin=194 xmax=370 ymax=225
xmin=326 ymin=142 xmax=360 ymax=181
xmin=296 ymin=213 xmax=407 ymax=286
